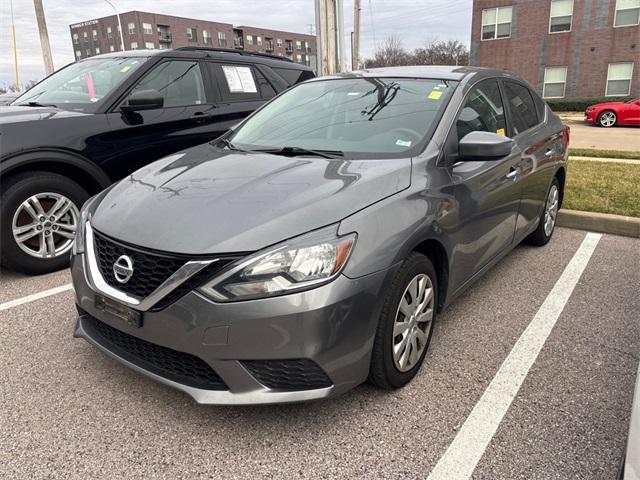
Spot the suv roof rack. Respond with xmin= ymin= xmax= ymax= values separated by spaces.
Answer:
xmin=173 ymin=46 xmax=294 ymax=63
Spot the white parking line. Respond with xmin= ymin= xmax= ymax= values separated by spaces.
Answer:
xmin=0 ymin=283 xmax=73 ymax=312
xmin=427 ymin=232 xmax=602 ymax=480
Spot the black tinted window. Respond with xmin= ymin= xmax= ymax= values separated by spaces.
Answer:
xmin=133 ymin=61 xmax=206 ymax=107
xmin=272 ymin=67 xmax=314 ymax=86
xmin=216 ymin=64 xmax=261 ymax=102
xmin=504 ymin=81 xmax=539 ymax=134
xmin=255 ymin=69 xmax=277 ymax=99
xmin=457 ymin=79 xmax=506 ymax=141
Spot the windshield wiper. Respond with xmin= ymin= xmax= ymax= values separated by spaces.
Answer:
xmin=254 ymin=146 xmax=344 ymax=159
xmin=217 ymin=138 xmax=252 ymax=153
xmin=20 ymin=101 xmax=58 ymax=108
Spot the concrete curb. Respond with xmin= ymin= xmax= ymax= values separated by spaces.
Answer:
xmin=557 ymin=209 xmax=640 ymax=238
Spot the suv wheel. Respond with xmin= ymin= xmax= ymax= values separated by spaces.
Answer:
xmin=1 ymin=171 xmax=89 ymax=275
xmin=369 ymin=253 xmax=437 ymax=389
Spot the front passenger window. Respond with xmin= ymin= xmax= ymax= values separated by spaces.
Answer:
xmin=132 ymin=61 xmax=206 ymax=108
xmin=457 ymin=80 xmax=506 ymax=141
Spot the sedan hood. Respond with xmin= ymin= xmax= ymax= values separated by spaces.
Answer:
xmin=0 ymin=105 xmax=89 ymax=124
xmin=92 ymin=143 xmax=411 ymax=254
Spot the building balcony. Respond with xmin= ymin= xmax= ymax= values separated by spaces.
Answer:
xmin=234 ymin=39 xmax=244 ymax=49
xmin=158 ymin=33 xmax=172 ymax=43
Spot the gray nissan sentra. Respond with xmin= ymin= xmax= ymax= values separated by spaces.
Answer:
xmin=71 ymin=66 xmax=569 ymax=405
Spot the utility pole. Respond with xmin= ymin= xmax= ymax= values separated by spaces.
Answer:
xmin=352 ymin=0 xmax=361 ymax=70
xmin=315 ymin=0 xmax=344 ymax=75
xmin=9 ymin=0 xmax=20 ymax=92
xmin=33 ymin=0 xmax=54 ymax=75
xmin=104 ymin=0 xmax=125 ymax=52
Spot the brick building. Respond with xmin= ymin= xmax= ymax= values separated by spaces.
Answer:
xmin=470 ymin=0 xmax=640 ymax=99
xmin=69 ymin=11 xmax=316 ymax=67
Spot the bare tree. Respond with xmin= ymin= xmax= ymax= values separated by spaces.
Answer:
xmin=413 ymin=39 xmax=469 ymax=66
xmin=364 ymin=35 xmax=412 ymax=68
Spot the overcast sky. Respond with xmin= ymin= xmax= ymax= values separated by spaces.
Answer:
xmin=0 ymin=0 xmax=472 ymax=88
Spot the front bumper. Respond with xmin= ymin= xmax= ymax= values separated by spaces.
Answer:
xmin=71 ymin=252 xmax=393 ymax=405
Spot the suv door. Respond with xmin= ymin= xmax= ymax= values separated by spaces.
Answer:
xmin=103 ymin=59 xmax=222 ymax=179
xmin=443 ymin=79 xmax=523 ymax=292
xmin=203 ymin=62 xmax=271 ymax=133
xmin=501 ymin=80 xmax=558 ymax=238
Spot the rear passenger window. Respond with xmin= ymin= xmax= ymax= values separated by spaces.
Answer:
xmin=215 ymin=64 xmax=261 ymax=102
xmin=456 ymin=79 xmax=506 ymax=141
xmin=503 ymin=81 xmax=539 ymax=134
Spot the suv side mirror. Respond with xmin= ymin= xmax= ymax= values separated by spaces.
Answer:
xmin=459 ymin=131 xmax=514 ymax=161
xmin=121 ymin=89 xmax=164 ymax=112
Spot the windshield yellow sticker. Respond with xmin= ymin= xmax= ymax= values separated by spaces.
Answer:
xmin=120 ymin=66 xmax=131 ymax=73
xmin=496 ymin=128 xmax=506 ymax=136
xmin=428 ymin=90 xmax=443 ymax=100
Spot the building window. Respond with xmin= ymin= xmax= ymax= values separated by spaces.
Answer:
xmin=257 ymin=36 xmax=262 ymax=45
xmin=75 ymin=50 xmax=81 ymax=59
xmin=549 ymin=0 xmax=573 ymax=32
xmin=92 ymin=29 xmax=98 ymax=41
xmin=481 ymin=6 xmax=512 ymax=40
xmin=128 ymin=22 xmax=136 ymax=34
xmin=187 ymin=28 xmax=197 ymax=42
xmin=142 ymin=23 xmax=152 ymax=35
xmin=109 ymin=45 xmax=115 ymax=52
xmin=218 ymin=31 xmax=226 ymax=47
xmin=202 ymin=30 xmax=210 ymax=44
xmin=543 ymin=67 xmax=568 ymax=98
xmin=246 ymin=34 xmax=253 ymax=45
xmin=73 ymin=33 xmax=79 ymax=44
xmin=296 ymin=54 xmax=302 ymax=63
xmin=86 ymin=49 xmax=91 ymax=56
xmin=296 ymin=40 xmax=302 ymax=50
xmin=95 ymin=47 xmax=100 ymax=54
xmin=145 ymin=41 xmax=154 ymax=49
xmin=277 ymin=38 xmax=283 ymax=47
xmin=83 ymin=31 xmax=88 ymax=38
xmin=614 ymin=0 xmax=640 ymax=26
xmin=305 ymin=54 xmax=310 ymax=65
xmin=130 ymin=41 xmax=138 ymax=50
xmin=107 ymin=26 xmax=113 ymax=38
xmin=606 ymin=62 xmax=634 ymax=96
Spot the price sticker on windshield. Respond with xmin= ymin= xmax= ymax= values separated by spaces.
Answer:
xmin=427 ymin=90 xmax=443 ymax=100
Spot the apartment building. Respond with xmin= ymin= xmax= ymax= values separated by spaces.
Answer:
xmin=470 ymin=0 xmax=640 ymax=98
xmin=69 ymin=11 xmax=316 ymax=67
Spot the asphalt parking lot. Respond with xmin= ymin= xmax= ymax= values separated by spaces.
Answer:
xmin=1 ymin=227 xmax=639 ymax=479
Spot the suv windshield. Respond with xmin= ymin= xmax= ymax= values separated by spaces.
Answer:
xmin=228 ymin=77 xmax=456 ymax=158
xmin=13 ymin=56 xmax=149 ymax=111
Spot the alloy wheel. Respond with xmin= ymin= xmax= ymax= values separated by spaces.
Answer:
xmin=599 ymin=111 xmax=616 ymax=127
xmin=543 ymin=184 xmax=559 ymax=237
xmin=392 ymin=273 xmax=435 ymax=372
xmin=11 ymin=192 xmax=80 ymax=259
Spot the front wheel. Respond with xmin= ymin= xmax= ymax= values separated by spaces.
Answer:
xmin=0 ymin=171 xmax=89 ymax=275
xmin=598 ymin=110 xmax=617 ymax=127
xmin=368 ymin=253 xmax=438 ymax=389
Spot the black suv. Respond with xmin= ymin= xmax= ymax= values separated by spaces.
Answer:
xmin=0 ymin=47 xmax=314 ymax=275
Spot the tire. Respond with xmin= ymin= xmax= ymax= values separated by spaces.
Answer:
xmin=526 ymin=177 xmax=560 ymax=246
xmin=0 ymin=171 xmax=89 ymax=275
xmin=598 ymin=110 xmax=617 ymax=128
xmin=368 ymin=252 xmax=438 ymax=389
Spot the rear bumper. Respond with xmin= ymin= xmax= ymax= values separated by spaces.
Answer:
xmin=71 ymin=253 xmax=395 ymax=405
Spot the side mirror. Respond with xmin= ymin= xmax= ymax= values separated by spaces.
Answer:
xmin=120 ymin=89 xmax=163 ymax=112
xmin=459 ymin=131 xmax=514 ymax=161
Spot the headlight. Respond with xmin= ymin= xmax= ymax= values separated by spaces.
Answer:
xmin=71 ymin=195 xmax=97 ymax=255
xmin=199 ymin=225 xmax=356 ymax=301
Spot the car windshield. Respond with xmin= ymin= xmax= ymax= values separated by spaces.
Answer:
xmin=13 ymin=56 xmax=148 ymax=111
xmin=228 ymin=77 xmax=456 ymax=158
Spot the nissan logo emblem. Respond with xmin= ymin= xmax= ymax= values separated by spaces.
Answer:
xmin=113 ymin=255 xmax=134 ymax=284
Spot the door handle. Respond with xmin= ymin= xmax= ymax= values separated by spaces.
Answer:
xmin=190 ymin=112 xmax=213 ymax=123
xmin=506 ymin=165 xmax=520 ymax=180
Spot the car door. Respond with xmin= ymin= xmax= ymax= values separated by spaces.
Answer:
xmin=443 ymin=78 xmax=524 ymax=292
xmin=103 ymin=59 xmax=223 ymax=179
xmin=203 ymin=61 xmax=270 ymax=134
xmin=501 ymin=80 xmax=558 ymax=238
xmin=623 ymin=98 xmax=640 ymax=125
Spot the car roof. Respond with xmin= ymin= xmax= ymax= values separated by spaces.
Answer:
xmin=81 ymin=47 xmax=313 ymax=71
xmin=313 ymin=65 xmax=517 ymax=82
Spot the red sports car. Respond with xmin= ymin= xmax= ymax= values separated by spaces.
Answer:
xmin=584 ymin=97 xmax=640 ymax=127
